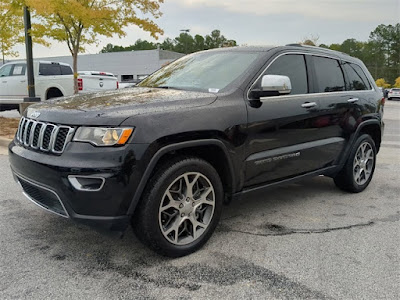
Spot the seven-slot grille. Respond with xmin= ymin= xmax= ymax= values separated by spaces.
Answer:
xmin=16 ymin=117 xmax=74 ymax=154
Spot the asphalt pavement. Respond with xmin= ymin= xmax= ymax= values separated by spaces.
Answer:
xmin=0 ymin=102 xmax=399 ymax=299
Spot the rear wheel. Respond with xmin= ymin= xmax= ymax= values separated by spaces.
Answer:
xmin=334 ymin=134 xmax=376 ymax=193
xmin=133 ymin=156 xmax=223 ymax=257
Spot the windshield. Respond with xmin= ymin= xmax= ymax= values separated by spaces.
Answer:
xmin=138 ymin=51 xmax=261 ymax=93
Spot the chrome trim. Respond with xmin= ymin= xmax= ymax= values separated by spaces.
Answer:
xmin=14 ymin=173 xmax=70 ymax=218
xmin=301 ymin=102 xmax=317 ymax=108
xmin=16 ymin=117 xmax=74 ymax=154
xmin=48 ymin=125 xmax=58 ymax=152
xmin=68 ymin=175 xmax=106 ymax=192
xmin=28 ymin=121 xmax=37 ymax=146
xmin=52 ymin=126 xmax=75 ymax=153
xmin=247 ymin=51 xmax=375 ymax=101
xmin=38 ymin=122 xmax=46 ymax=149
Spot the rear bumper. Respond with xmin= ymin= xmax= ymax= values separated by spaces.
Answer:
xmin=8 ymin=139 xmax=150 ymax=231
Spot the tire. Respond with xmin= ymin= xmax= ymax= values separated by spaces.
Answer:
xmin=334 ymin=134 xmax=376 ymax=193
xmin=132 ymin=156 xmax=223 ymax=257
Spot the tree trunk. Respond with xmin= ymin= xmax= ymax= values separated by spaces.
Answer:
xmin=72 ymin=51 xmax=78 ymax=94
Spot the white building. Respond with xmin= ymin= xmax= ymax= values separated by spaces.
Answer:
xmin=1 ymin=49 xmax=185 ymax=83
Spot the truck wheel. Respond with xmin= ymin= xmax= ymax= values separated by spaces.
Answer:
xmin=334 ymin=134 xmax=376 ymax=193
xmin=132 ymin=156 xmax=223 ymax=257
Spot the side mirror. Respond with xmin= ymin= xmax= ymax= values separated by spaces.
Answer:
xmin=261 ymin=75 xmax=292 ymax=94
xmin=250 ymin=75 xmax=292 ymax=100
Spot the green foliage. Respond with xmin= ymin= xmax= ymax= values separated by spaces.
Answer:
xmin=319 ymin=23 xmax=400 ymax=83
xmin=25 ymin=0 xmax=164 ymax=93
xmin=100 ymin=29 xmax=237 ymax=54
xmin=0 ymin=1 xmax=24 ymax=62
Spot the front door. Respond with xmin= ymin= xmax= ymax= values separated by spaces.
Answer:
xmin=7 ymin=63 xmax=28 ymax=102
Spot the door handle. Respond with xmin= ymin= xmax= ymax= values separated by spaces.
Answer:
xmin=20 ymin=80 xmax=26 ymax=83
xmin=1 ymin=81 xmax=6 ymax=83
xmin=301 ymin=102 xmax=317 ymax=108
xmin=347 ymin=98 xmax=359 ymax=103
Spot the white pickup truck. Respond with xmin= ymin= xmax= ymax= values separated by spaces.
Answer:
xmin=77 ymin=71 xmax=118 ymax=93
xmin=0 ymin=62 xmax=119 ymax=111
xmin=0 ymin=61 xmax=74 ymax=110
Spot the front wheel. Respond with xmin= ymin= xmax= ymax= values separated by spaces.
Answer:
xmin=334 ymin=134 xmax=376 ymax=193
xmin=132 ymin=156 xmax=223 ymax=257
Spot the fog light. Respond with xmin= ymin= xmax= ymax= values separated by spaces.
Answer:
xmin=68 ymin=176 xmax=105 ymax=192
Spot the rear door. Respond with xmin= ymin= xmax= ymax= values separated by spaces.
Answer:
xmin=244 ymin=53 xmax=344 ymax=186
xmin=310 ymin=56 xmax=361 ymax=159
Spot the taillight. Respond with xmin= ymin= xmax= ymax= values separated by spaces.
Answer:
xmin=381 ymin=97 xmax=385 ymax=106
xmin=117 ymin=81 xmax=119 ymax=89
xmin=78 ymin=78 xmax=83 ymax=91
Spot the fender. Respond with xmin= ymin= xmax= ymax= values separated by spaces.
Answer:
xmin=126 ymin=139 xmax=236 ymax=216
xmin=337 ymin=119 xmax=382 ymax=167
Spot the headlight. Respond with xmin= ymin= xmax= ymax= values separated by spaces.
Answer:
xmin=73 ymin=127 xmax=133 ymax=146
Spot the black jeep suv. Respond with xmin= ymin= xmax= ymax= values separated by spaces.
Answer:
xmin=9 ymin=45 xmax=384 ymax=257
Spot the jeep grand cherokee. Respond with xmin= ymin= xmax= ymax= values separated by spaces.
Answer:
xmin=9 ymin=45 xmax=384 ymax=257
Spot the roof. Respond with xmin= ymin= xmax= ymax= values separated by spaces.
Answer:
xmin=204 ymin=44 xmax=357 ymax=62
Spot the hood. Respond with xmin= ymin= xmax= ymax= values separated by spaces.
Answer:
xmin=25 ymin=87 xmax=217 ymax=126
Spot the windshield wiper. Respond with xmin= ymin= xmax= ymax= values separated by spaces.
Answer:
xmin=157 ymin=86 xmax=182 ymax=90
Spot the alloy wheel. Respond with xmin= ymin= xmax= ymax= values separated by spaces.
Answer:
xmin=158 ymin=172 xmax=215 ymax=245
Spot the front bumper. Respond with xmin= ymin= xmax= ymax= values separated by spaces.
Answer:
xmin=9 ymin=139 xmax=149 ymax=231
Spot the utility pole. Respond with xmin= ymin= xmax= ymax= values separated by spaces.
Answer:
xmin=23 ymin=6 xmax=40 ymax=102
xmin=180 ymin=29 xmax=190 ymax=54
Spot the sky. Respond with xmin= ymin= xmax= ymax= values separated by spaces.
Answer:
xmin=10 ymin=0 xmax=400 ymax=59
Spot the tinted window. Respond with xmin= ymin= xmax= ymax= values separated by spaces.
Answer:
xmin=342 ymin=62 xmax=371 ymax=90
xmin=11 ymin=64 xmax=26 ymax=76
xmin=313 ymin=56 xmax=345 ymax=93
xmin=265 ymin=54 xmax=308 ymax=95
xmin=39 ymin=63 xmax=61 ymax=75
xmin=60 ymin=65 xmax=73 ymax=75
xmin=0 ymin=64 xmax=12 ymax=77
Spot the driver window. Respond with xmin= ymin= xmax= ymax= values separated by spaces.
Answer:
xmin=264 ymin=54 xmax=308 ymax=95
xmin=0 ymin=64 xmax=13 ymax=77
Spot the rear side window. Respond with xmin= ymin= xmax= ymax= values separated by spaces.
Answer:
xmin=60 ymin=65 xmax=73 ymax=75
xmin=342 ymin=62 xmax=371 ymax=90
xmin=313 ymin=56 xmax=345 ymax=93
xmin=265 ymin=54 xmax=308 ymax=95
xmin=39 ymin=63 xmax=61 ymax=75
xmin=11 ymin=64 xmax=26 ymax=76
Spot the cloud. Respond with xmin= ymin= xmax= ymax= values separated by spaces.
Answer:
xmin=171 ymin=0 xmax=398 ymax=22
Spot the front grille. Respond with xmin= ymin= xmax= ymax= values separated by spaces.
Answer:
xmin=16 ymin=117 xmax=74 ymax=154
xmin=18 ymin=177 xmax=68 ymax=217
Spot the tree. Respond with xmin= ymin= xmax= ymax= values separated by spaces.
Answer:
xmin=27 ymin=0 xmax=164 ymax=93
xmin=100 ymin=29 xmax=237 ymax=54
xmin=0 ymin=1 xmax=24 ymax=63
xmin=205 ymin=30 xmax=227 ymax=49
xmin=394 ymin=77 xmax=400 ymax=88
xmin=369 ymin=24 xmax=400 ymax=83
xmin=375 ymin=78 xmax=391 ymax=89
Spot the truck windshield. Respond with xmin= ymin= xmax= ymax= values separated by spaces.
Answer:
xmin=138 ymin=51 xmax=260 ymax=93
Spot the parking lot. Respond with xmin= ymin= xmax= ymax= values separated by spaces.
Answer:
xmin=0 ymin=101 xmax=399 ymax=300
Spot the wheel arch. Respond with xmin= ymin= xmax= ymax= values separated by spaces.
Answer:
xmin=338 ymin=119 xmax=382 ymax=168
xmin=127 ymin=139 xmax=236 ymax=216
xmin=45 ymin=87 xmax=64 ymax=100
